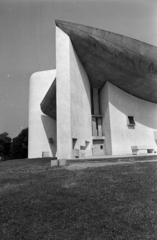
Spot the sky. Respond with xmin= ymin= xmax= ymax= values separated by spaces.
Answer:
xmin=0 ymin=0 xmax=157 ymax=138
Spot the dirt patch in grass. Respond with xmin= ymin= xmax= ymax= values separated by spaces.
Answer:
xmin=65 ymin=159 xmax=157 ymax=171
xmin=65 ymin=161 xmax=134 ymax=171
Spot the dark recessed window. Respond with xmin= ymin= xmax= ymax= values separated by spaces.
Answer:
xmin=127 ymin=116 xmax=135 ymax=126
xmin=49 ymin=138 xmax=53 ymax=143
xmin=100 ymin=145 xmax=103 ymax=149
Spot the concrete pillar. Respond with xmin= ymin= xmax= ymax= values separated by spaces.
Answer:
xmin=100 ymin=82 xmax=112 ymax=155
xmin=93 ymin=88 xmax=99 ymax=115
xmin=92 ymin=117 xmax=97 ymax=136
xmin=98 ymin=118 xmax=102 ymax=136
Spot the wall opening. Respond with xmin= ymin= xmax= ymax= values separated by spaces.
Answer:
xmin=72 ymin=138 xmax=79 ymax=158
xmin=127 ymin=116 xmax=135 ymax=126
xmin=72 ymin=138 xmax=77 ymax=149
xmin=80 ymin=141 xmax=90 ymax=150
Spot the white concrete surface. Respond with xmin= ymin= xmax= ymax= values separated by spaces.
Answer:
xmin=59 ymin=159 xmax=67 ymax=166
xmin=56 ymin=27 xmax=72 ymax=159
xmin=101 ymin=82 xmax=157 ymax=155
xmin=51 ymin=160 xmax=58 ymax=167
xmin=56 ymin=27 xmax=92 ymax=159
xmin=100 ymin=82 xmax=112 ymax=154
xmin=28 ymin=70 xmax=57 ymax=158
xmin=29 ymin=26 xmax=157 ymax=159
xmin=70 ymin=41 xmax=92 ymax=156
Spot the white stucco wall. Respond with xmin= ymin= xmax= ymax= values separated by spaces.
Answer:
xmin=70 ymin=42 xmax=92 ymax=156
xmin=28 ymin=70 xmax=57 ymax=158
xmin=105 ymin=82 xmax=157 ymax=155
xmin=56 ymin=27 xmax=72 ymax=159
xmin=56 ymin=27 xmax=92 ymax=159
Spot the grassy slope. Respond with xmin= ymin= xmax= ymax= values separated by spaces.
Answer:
xmin=0 ymin=159 xmax=157 ymax=240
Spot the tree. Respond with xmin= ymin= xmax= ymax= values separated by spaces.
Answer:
xmin=0 ymin=132 xmax=12 ymax=160
xmin=11 ymin=128 xmax=28 ymax=159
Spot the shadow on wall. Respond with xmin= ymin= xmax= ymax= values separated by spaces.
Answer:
xmin=72 ymin=44 xmax=91 ymax=110
xmin=41 ymin=115 xmax=57 ymax=157
xmin=108 ymin=83 xmax=157 ymax=129
xmin=155 ymin=132 xmax=157 ymax=147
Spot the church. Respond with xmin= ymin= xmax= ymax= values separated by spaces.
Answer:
xmin=28 ymin=20 xmax=157 ymax=159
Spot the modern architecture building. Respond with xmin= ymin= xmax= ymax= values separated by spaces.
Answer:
xmin=28 ymin=20 xmax=157 ymax=159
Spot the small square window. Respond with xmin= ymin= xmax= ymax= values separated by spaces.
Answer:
xmin=127 ymin=116 xmax=135 ymax=126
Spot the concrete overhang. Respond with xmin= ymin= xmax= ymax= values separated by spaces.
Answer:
xmin=56 ymin=20 xmax=157 ymax=103
xmin=40 ymin=78 xmax=56 ymax=120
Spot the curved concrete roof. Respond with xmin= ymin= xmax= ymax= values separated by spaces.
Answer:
xmin=40 ymin=78 xmax=56 ymax=120
xmin=56 ymin=20 xmax=157 ymax=103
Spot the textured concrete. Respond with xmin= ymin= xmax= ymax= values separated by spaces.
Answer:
xmin=28 ymin=70 xmax=57 ymax=158
xmin=56 ymin=20 xmax=157 ymax=104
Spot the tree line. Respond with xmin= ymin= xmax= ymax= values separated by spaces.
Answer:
xmin=0 ymin=128 xmax=28 ymax=160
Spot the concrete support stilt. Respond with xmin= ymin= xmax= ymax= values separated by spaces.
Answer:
xmin=93 ymin=88 xmax=99 ymax=115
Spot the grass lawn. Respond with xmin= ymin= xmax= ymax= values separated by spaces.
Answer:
xmin=0 ymin=158 xmax=157 ymax=240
